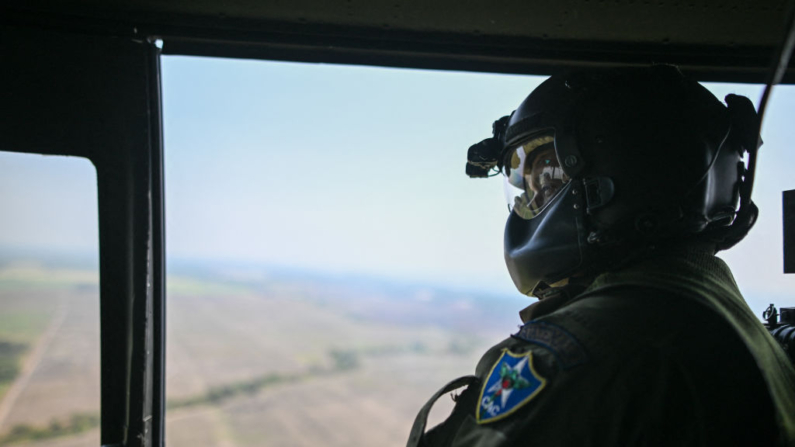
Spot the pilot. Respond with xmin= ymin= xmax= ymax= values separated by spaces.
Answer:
xmin=407 ymin=65 xmax=795 ymax=446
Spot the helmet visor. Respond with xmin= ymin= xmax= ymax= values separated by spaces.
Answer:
xmin=502 ymin=134 xmax=570 ymax=220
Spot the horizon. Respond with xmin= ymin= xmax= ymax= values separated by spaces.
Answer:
xmin=0 ymin=244 xmax=528 ymax=304
xmin=0 ymin=241 xmax=790 ymax=317
xmin=0 ymin=57 xmax=793 ymax=315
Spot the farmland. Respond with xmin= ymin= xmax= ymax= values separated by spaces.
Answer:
xmin=0 ymin=262 xmax=100 ymax=447
xmin=0 ymin=259 xmax=527 ymax=446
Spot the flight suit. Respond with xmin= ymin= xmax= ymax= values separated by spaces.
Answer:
xmin=408 ymin=246 xmax=795 ymax=446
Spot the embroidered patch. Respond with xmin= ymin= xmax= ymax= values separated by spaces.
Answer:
xmin=476 ymin=349 xmax=546 ymax=424
xmin=513 ymin=321 xmax=588 ymax=369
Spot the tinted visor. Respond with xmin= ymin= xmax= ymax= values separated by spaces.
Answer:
xmin=502 ymin=134 xmax=570 ymax=220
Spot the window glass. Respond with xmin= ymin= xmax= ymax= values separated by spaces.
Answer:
xmin=163 ymin=57 xmax=536 ymax=447
xmin=162 ymin=57 xmax=795 ymax=446
xmin=0 ymin=152 xmax=99 ymax=446
xmin=705 ymin=83 xmax=795 ymax=316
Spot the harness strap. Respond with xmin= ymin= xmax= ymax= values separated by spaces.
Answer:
xmin=406 ymin=375 xmax=478 ymax=447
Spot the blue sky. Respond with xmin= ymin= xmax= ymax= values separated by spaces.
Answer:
xmin=161 ymin=57 xmax=534 ymax=292
xmin=0 ymin=56 xmax=793 ymax=314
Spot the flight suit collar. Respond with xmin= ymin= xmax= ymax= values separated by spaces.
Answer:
xmin=519 ymin=281 xmax=592 ymax=323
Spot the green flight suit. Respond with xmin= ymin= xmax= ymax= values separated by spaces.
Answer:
xmin=408 ymin=246 xmax=795 ymax=446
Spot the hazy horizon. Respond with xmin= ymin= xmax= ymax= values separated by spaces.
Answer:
xmin=1 ymin=57 xmax=793 ymax=314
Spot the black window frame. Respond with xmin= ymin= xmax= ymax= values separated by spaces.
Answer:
xmin=0 ymin=26 xmax=165 ymax=447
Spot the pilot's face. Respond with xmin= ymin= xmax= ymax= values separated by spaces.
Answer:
xmin=526 ymin=145 xmax=567 ymax=210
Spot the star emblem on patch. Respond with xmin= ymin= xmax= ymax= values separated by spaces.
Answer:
xmin=476 ymin=349 xmax=547 ymax=424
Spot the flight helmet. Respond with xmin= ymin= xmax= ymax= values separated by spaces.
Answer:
xmin=466 ymin=65 xmax=760 ymax=295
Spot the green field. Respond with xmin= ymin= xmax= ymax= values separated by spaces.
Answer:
xmin=0 ymin=264 xmax=69 ymax=405
xmin=0 ymin=262 xmax=100 ymax=446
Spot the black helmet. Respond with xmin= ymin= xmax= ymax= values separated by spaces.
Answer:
xmin=466 ymin=65 xmax=761 ymax=295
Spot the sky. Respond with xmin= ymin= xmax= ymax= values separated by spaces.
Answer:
xmin=0 ymin=56 xmax=793 ymax=314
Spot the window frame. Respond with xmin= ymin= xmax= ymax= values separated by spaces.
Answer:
xmin=1 ymin=26 xmax=165 ymax=447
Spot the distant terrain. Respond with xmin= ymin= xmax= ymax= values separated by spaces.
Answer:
xmin=0 ymin=256 xmax=528 ymax=446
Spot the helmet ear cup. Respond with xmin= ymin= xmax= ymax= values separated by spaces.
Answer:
xmin=725 ymin=94 xmax=762 ymax=154
xmin=705 ymin=94 xmax=762 ymax=250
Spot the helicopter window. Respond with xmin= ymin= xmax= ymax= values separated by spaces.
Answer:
xmin=0 ymin=61 xmax=793 ymax=447
xmin=159 ymin=56 xmax=795 ymax=446
xmin=0 ymin=151 xmax=100 ymax=446
xmin=705 ymin=83 xmax=795 ymax=317
xmin=161 ymin=56 xmax=540 ymax=446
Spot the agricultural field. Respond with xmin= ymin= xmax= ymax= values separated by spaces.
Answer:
xmin=0 ymin=259 xmax=527 ymax=447
xmin=0 ymin=262 xmax=100 ymax=447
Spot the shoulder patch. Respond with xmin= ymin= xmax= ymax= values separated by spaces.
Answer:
xmin=476 ymin=349 xmax=546 ymax=424
xmin=512 ymin=321 xmax=588 ymax=369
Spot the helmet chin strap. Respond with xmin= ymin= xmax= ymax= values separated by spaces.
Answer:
xmin=529 ymin=275 xmax=597 ymax=310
